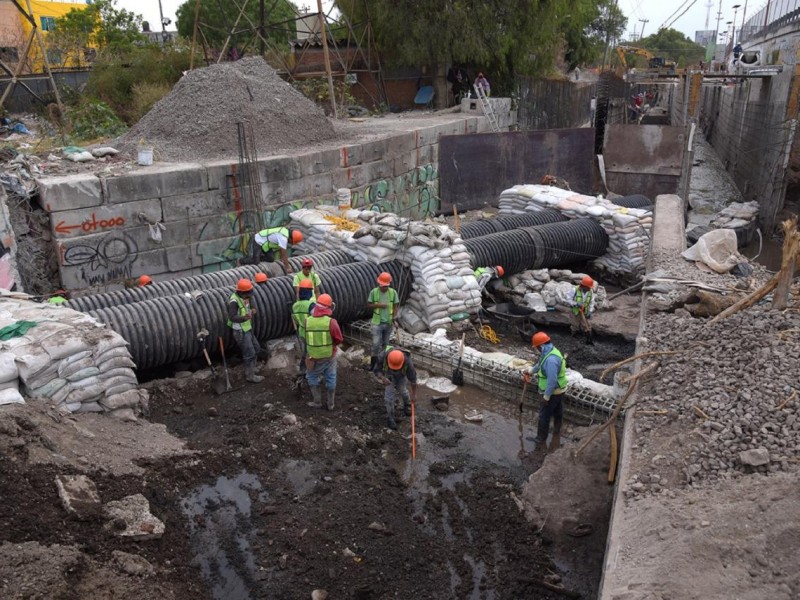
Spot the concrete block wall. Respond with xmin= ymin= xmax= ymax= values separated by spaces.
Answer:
xmin=38 ymin=115 xmax=497 ymax=292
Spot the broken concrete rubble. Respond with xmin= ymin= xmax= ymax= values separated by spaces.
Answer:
xmin=55 ymin=474 xmax=101 ymax=520
xmin=103 ymin=494 xmax=165 ymax=541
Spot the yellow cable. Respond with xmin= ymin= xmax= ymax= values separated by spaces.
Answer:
xmin=479 ymin=325 xmax=500 ymax=344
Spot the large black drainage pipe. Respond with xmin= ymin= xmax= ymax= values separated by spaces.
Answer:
xmin=611 ymin=194 xmax=653 ymax=210
xmin=88 ymin=261 xmax=410 ymax=370
xmin=67 ymin=250 xmax=354 ymax=313
xmin=463 ymin=218 xmax=609 ymax=276
xmin=458 ymin=209 xmax=567 ymax=239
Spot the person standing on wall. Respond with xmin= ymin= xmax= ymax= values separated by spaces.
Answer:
xmin=373 ymin=345 xmax=418 ymax=430
xmin=523 ymin=331 xmax=568 ymax=452
xmin=366 ymin=272 xmax=400 ymax=372
xmin=293 ymin=258 xmax=321 ymax=300
xmin=227 ymin=278 xmax=264 ymax=384
xmin=304 ymin=293 xmax=342 ymax=411
xmin=474 ymin=72 xmax=491 ymax=96
xmin=252 ymin=226 xmax=304 ymax=273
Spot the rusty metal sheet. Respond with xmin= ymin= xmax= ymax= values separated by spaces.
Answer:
xmin=438 ymin=129 xmax=595 ymax=213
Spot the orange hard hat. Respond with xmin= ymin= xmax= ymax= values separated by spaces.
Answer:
xmin=316 ymin=293 xmax=333 ymax=307
xmin=377 ymin=272 xmax=392 ymax=286
xmin=580 ymin=275 xmax=594 ymax=288
xmin=532 ymin=331 xmax=550 ymax=348
xmin=236 ymin=278 xmax=253 ymax=293
xmin=299 ymin=279 xmax=314 ymax=289
xmin=254 ymin=272 xmax=268 ymax=283
xmin=138 ymin=275 xmax=152 ymax=286
xmin=301 ymin=258 xmax=313 ymax=267
xmin=495 ymin=266 xmax=505 ymax=277
xmin=290 ymin=229 xmax=303 ymax=244
xmin=387 ymin=349 xmax=405 ymax=370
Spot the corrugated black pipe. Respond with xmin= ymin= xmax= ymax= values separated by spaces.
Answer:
xmin=611 ymin=195 xmax=653 ymax=210
xmin=88 ymin=261 xmax=410 ymax=370
xmin=463 ymin=218 xmax=608 ymax=276
xmin=67 ymin=250 xmax=354 ymax=313
xmin=459 ymin=209 xmax=567 ymax=239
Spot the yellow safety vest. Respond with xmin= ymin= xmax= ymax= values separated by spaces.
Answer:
xmin=226 ymin=293 xmax=252 ymax=332
xmin=537 ymin=347 xmax=567 ymax=392
xmin=305 ymin=315 xmax=333 ymax=359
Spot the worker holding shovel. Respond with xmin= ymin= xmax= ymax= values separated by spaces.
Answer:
xmin=522 ymin=331 xmax=568 ymax=452
xmin=374 ymin=346 xmax=417 ymax=431
xmin=227 ymin=278 xmax=264 ymax=384
xmin=570 ymin=275 xmax=595 ymax=344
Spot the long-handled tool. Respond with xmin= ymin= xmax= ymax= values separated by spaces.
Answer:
xmin=451 ymin=333 xmax=465 ymax=386
xmin=218 ymin=336 xmax=233 ymax=392
xmin=578 ymin=309 xmax=594 ymax=345
xmin=197 ymin=329 xmax=228 ymax=395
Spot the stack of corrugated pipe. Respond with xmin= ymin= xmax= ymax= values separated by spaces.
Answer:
xmin=86 ymin=259 xmax=410 ymax=370
xmin=610 ymin=194 xmax=653 ymax=210
xmin=458 ymin=208 xmax=567 ymax=239
xmin=462 ymin=218 xmax=609 ymax=276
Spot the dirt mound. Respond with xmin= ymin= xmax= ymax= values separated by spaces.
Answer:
xmin=120 ymin=57 xmax=338 ymax=161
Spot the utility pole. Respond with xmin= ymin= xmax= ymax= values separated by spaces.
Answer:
xmin=259 ymin=0 xmax=265 ymax=56
xmin=316 ymin=0 xmax=337 ymax=118
xmin=638 ymin=19 xmax=649 ymax=41
xmin=714 ymin=0 xmax=723 ymax=60
xmin=705 ymin=0 xmax=713 ymax=28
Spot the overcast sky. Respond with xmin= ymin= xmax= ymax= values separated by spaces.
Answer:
xmin=117 ymin=0 xmax=757 ymax=44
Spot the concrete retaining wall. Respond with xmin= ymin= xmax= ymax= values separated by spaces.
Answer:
xmin=38 ymin=115 xmax=494 ymax=292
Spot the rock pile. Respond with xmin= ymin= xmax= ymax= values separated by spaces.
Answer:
xmin=636 ymin=307 xmax=800 ymax=486
xmin=291 ymin=207 xmax=481 ymax=330
xmin=498 ymin=184 xmax=652 ymax=275
xmin=497 ymin=268 xmax=608 ymax=312
xmin=120 ymin=57 xmax=338 ymax=161
xmin=0 ymin=297 xmax=146 ymax=418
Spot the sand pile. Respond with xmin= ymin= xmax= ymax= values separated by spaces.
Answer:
xmin=120 ymin=57 xmax=338 ymax=161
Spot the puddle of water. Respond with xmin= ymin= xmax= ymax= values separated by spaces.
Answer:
xmin=278 ymin=459 xmax=316 ymax=496
xmin=463 ymin=553 xmax=494 ymax=600
xmin=182 ymin=472 xmax=266 ymax=600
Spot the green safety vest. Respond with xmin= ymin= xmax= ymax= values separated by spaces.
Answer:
xmin=572 ymin=286 xmax=592 ymax=315
xmin=226 ymin=293 xmax=252 ymax=332
xmin=258 ymin=227 xmax=288 ymax=252
xmin=293 ymin=271 xmax=320 ymax=288
xmin=368 ymin=287 xmax=398 ymax=325
xmin=305 ymin=315 xmax=333 ymax=359
xmin=292 ymin=299 xmax=312 ymax=338
xmin=47 ymin=296 xmax=67 ymax=305
xmin=474 ymin=267 xmax=487 ymax=278
xmin=537 ymin=347 xmax=568 ymax=393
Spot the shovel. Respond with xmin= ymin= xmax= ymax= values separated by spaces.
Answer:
xmin=578 ymin=309 xmax=594 ymax=346
xmin=197 ymin=329 xmax=229 ymax=395
xmin=451 ymin=333 xmax=465 ymax=386
xmin=218 ymin=336 xmax=233 ymax=393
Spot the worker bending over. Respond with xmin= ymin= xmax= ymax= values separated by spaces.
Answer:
xmin=292 ymin=279 xmax=315 ymax=375
xmin=374 ymin=345 xmax=417 ymax=430
xmin=570 ymin=275 xmax=595 ymax=336
xmin=304 ymin=293 xmax=342 ymax=410
xmin=366 ymin=272 xmax=400 ymax=371
xmin=227 ymin=278 xmax=264 ymax=384
xmin=474 ymin=265 xmax=505 ymax=291
xmin=252 ymin=226 xmax=303 ymax=273
xmin=293 ymin=258 xmax=321 ymax=300
xmin=523 ymin=331 xmax=568 ymax=452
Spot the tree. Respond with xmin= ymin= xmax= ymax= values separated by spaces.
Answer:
xmin=175 ymin=0 xmax=298 ymax=56
xmin=337 ymin=0 xmax=593 ymax=107
xmin=48 ymin=0 xmax=144 ymax=62
xmin=563 ymin=0 xmax=628 ymax=70
xmin=638 ymin=28 xmax=705 ymax=67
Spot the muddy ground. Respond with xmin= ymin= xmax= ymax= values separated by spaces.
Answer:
xmin=0 ymin=347 xmax=618 ymax=600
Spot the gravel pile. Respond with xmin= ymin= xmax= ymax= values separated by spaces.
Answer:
xmin=120 ymin=57 xmax=338 ymax=161
xmin=636 ymin=307 xmax=800 ymax=485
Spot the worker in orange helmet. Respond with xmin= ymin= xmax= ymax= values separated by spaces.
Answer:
xmin=254 ymin=272 xmax=268 ymax=286
xmin=227 ymin=278 xmax=263 ymax=384
xmin=304 ymin=293 xmax=343 ymax=410
xmin=570 ymin=275 xmax=595 ymax=344
xmin=366 ymin=271 xmax=400 ymax=372
xmin=293 ymin=257 xmax=321 ymax=300
xmin=252 ymin=226 xmax=304 ymax=274
xmin=138 ymin=275 xmax=153 ymax=287
xmin=522 ymin=331 xmax=568 ymax=452
xmin=374 ymin=344 xmax=417 ymax=430
xmin=474 ymin=265 xmax=505 ymax=291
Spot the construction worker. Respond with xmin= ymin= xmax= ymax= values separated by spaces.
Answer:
xmin=374 ymin=345 xmax=417 ymax=430
xmin=292 ymin=279 xmax=315 ymax=375
xmin=47 ymin=290 xmax=68 ymax=305
xmin=138 ymin=275 xmax=153 ymax=287
xmin=523 ymin=332 xmax=568 ymax=452
xmin=252 ymin=226 xmax=303 ymax=273
xmin=227 ymin=278 xmax=264 ymax=384
xmin=304 ymin=293 xmax=342 ymax=410
xmin=570 ymin=275 xmax=595 ymax=342
xmin=293 ymin=258 xmax=321 ymax=300
xmin=254 ymin=272 xmax=269 ymax=286
xmin=474 ymin=265 xmax=505 ymax=291
xmin=366 ymin=272 xmax=400 ymax=371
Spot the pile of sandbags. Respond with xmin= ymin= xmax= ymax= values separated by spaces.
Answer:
xmin=709 ymin=201 xmax=759 ymax=229
xmin=291 ymin=207 xmax=482 ymax=330
xmin=497 ymin=268 xmax=608 ymax=312
xmin=498 ymin=184 xmax=652 ymax=275
xmin=0 ymin=297 xmax=146 ymax=419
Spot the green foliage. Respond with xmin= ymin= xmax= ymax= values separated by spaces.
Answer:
xmin=565 ymin=0 xmax=627 ymax=68
xmin=49 ymin=0 xmax=144 ymax=57
xmin=65 ymin=100 xmax=128 ymax=142
xmin=637 ymin=28 xmax=706 ymax=67
xmin=175 ymin=0 xmax=298 ymax=52
xmin=86 ymin=44 xmax=191 ymax=123
xmin=130 ymin=81 xmax=172 ymax=123
xmin=293 ymin=78 xmax=355 ymax=107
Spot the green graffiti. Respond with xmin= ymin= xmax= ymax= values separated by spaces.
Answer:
xmin=349 ymin=163 xmax=440 ymax=218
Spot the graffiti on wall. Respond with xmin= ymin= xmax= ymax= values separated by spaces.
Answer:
xmin=350 ymin=164 xmax=439 ymax=217
xmin=61 ymin=232 xmax=139 ymax=287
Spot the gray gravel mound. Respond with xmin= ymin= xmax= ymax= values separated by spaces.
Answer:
xmin=120 ymin=57 xmax=338 ymax=161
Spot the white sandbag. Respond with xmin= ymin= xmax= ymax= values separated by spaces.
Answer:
xmin=92 ymin=335 xmax=129 ymax=358
xmin=0 ymin=379 xmax=19 ymax=391
xmin=75 ymin=401 xmax=104 ymax=413
xmin=105 ymin=382 xmax=138 ymax=396
xmin=14 ymin=344 xmax=52 ymax=381
xmin=65 ymin=383 xmax=106 ymax=404
xmin=108 ymin=408 xmax=137 ymax=421
xmin=0 ymin=353 xmax=18 ymax=383
xmin=446 ymin=276 xmax=465 ymax=290
xmin=97 ymin=356 xmax=137 ymax=373
xmin=100 ymin=389 xmax=142 ymax=411
xmin=0 ymin=387 xmax=25 ymax=405
xmin=28 ymin=377 xmax=68 ymax=398
xmin=66 ymin=366 xmax=101 ymax=382
xmin=100 ymin=368 xmax=137 ymax=382
xmin=64 ymin=402 xmax=82 ymax=412
xmin=94 ymin=346 xmax=132 ymax=364
xmin=102 ymin=374 xmax=138 ymax=389
xmin=39 ymin=330 xmax=91 ymax=361
xmin=69 ymin=375 xmax=102 ymax=389
xmin=681 ymin=228 xmax=742 ymax=273
xmin=59 ymin=350 xmax=92 ymax=367
xmin=51 ymin=383 xmax=71 ymax=405
xmin=58 ymin=356 xmax=94 ymax=378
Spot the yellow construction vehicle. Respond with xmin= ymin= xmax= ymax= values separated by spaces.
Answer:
xmin=615 ymin=45 xmax=676 ymax=76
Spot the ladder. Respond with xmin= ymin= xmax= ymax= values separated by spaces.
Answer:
xmin=473 ymin=84 xmax=500 ymax=132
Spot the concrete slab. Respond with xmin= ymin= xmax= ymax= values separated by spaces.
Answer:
xmin=340 ymin=144 xmax=362 ymax=167
xmin=258 ymin=155 xmax=303 ymax=183
xmin=38 ymin=174 xmax=103 ymax=213
xmin=262 ymin=173 xmax=334 ymax=203
xmin=161 ymin=191 xmax=229 ymax=223
xmin=295 ymin=148 xmax=342 ymax=177
xmin=205 ymin=159 xmax=237 ymax=191
xmin=55 ymin=474 xmax=101 ymax=520
xmin=103 ymin=163 xmax=207 ymax=204
xmin=59 ymin=245 xmax=169 ymax=289
xmin=393 ymin=150 xmax=419 ymax=177
xmin=51 ymin=198 xmax=163 ymax=241
xmin=103 ymin=493 xmax=164 ymax=541
xmin=651 ymin=194 xmax=686 ymax=254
